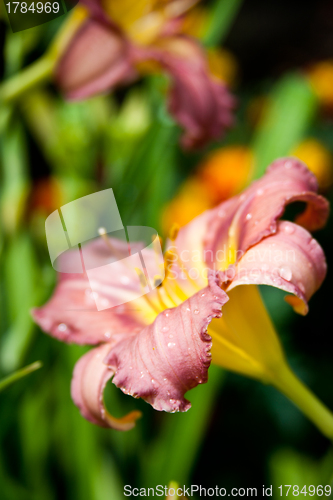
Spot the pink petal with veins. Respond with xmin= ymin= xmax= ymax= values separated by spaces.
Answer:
xmin=105 ymin=273 xmax=228 ymax=412
xmin=55 ymin=20 xmax=136 ymax=100
xmin=172 ymin=158 xmax=328 ymax=274
xmin=71 ymin=343 xmax=142 ymax=430
xmin=220 ymin=221 xmax=327 ymax=315
xmin=205 ymin=158 xmax=329 ymax=260
xmin=31 ymin=237 xmax=161 ymax=344
xmin=133 ymin=37 xmax=235 ymax=149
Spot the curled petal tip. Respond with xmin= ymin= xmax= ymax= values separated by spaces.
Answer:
xmin=103 ymin=409 xmax=142 ymax=432
xmin=71 ymin=344 xmax=141 ymax=431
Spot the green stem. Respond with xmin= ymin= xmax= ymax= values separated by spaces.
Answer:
xmin=0 ymin=9 xmax=86 ymax=104
xmin=0 ymin=56 xmax=54 ymax=104
xmin=271 ymin=363 xmax=333 ymax=440
xmin=0 ymin=361 xmax=42 ymax=392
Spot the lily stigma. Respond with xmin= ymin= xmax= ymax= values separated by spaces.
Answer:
xmin=33 ymin=158 xmax=333 ymax=437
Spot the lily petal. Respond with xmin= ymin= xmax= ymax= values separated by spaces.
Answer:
xmin=205 ymin=158 xmax=329 ymax=260
xmin=221 ymin=221 xmax=327 ymax=315
xmin=210 ymin=285 xmax=286 ymax=381
xmin=55 ymin=19 xmax=136 ymax=100
xmin=134 ymin=37 xmax=235 ymax=149
xmin=71 ymin=343 xmax=142 ymax=430
xmin=31 ymin=237 xmax=161 ymax=344
xmin=105 ymin=273 xmax=228 ymax=412
xmin=173 ymin=158 xmax=328 ymax=275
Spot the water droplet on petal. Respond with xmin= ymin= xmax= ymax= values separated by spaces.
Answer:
xmin=168 ymin=334 xmax=173 ymax=339
xmin=194 ymin=309 xmax=199 ymax=314
xmin=246 ymin=213 xmax=252 ymax=221
xmin=167 ymin=342 xmax=176 ymax=348
xmin=186 ymin=307 xmax=191 ymax=312
xmin=151 ymin=379 xmax=155 ymax=384
xmin=201 ymin=293 xmax=206 ymax=297
xmin=120 ymin=275 xmax=130 ymax=285
xmin=162 ymin=326 xmax=169 ymax=333
xmin=58 ymin=323 xmax=68 ymax=332
xmin=257 ymin=188 xmax=264 ymax=196
xmin=284 ymin=224 xmax=295 ymax=234
xmin=164 ymin=310 xmax=170 ymax=317
xmin=104 ymin=331 xmax=111 ymax=339
xmin=280 ymin=267 xmax=292 ymax=282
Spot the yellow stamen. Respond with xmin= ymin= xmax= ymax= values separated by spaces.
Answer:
xmin=134 ymin=267 xmax=160 ymax=314
xmin=98 ymin=227 xmax=127 ymax=261
xmin=168 ymin=223 xmax=180 ymax=241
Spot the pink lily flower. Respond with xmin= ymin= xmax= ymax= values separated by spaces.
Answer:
xmin=32 ymin=158 xmax=331 ymax=434
xmin=54 ymin=0 xmax=235 ymax=149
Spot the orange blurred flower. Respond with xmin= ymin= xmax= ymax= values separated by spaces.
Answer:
xmin=292 ymin=139 xmax=333 ymax=190
xmin=162 ymin=145 xmax=253 ymax=234
xmin=307 ymin=60 xmax=333 ymax=108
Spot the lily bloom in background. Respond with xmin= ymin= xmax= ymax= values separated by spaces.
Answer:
xmin=54 ymin=0 xmax=234 ymax=149
xmin=33 ymin=158 xmax=333 ymax=437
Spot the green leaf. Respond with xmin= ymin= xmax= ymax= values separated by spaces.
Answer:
xmin=252 ymin=73 xmax=318 ymax=178
xmin=0 ymin=361 xmax=42 ymax=392
xmin=203 ymin=0 xmax=244 ymax=47
xmin=142 ymin=365 xmax=225 ymax=486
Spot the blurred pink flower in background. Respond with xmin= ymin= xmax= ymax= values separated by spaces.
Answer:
xmin=55 ymin=0 xmax=235 ymax=148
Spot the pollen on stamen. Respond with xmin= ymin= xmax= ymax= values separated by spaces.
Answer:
xmin=135 ymin=267 xmax=147 ymax=288
xmin=169 ymin=223 xmax=180 ymax=241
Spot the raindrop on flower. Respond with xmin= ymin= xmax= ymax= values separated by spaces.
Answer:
xmin=246 ymin=213 xmax=252 ymax=221
xmin=167 ymin=342 xmax=176 ymax=348
xmin=194 ymin=309 xmax=199 ymax=314
xmin=104 ymin=331 xmax=111 ymax=339
xmin=284 ymin=224 xmax=295 ymax=234
xmin=58 ymin=323 xmax=68 ymax=332
xmin=120 ymin=275 xmax=130 ymax=285
xmin=162 ymin=326 xmax=169 ymax=333
xmin=101 ymin=298 xmax=109 ymax=308
xmin=280 ymin=267 xmax=292 ymax=282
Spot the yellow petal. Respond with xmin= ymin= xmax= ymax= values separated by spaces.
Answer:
xmin=102 ymin=0 xmax=156 ymax=30
xmin=210 ymin=285 xmax=286 ymax=383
